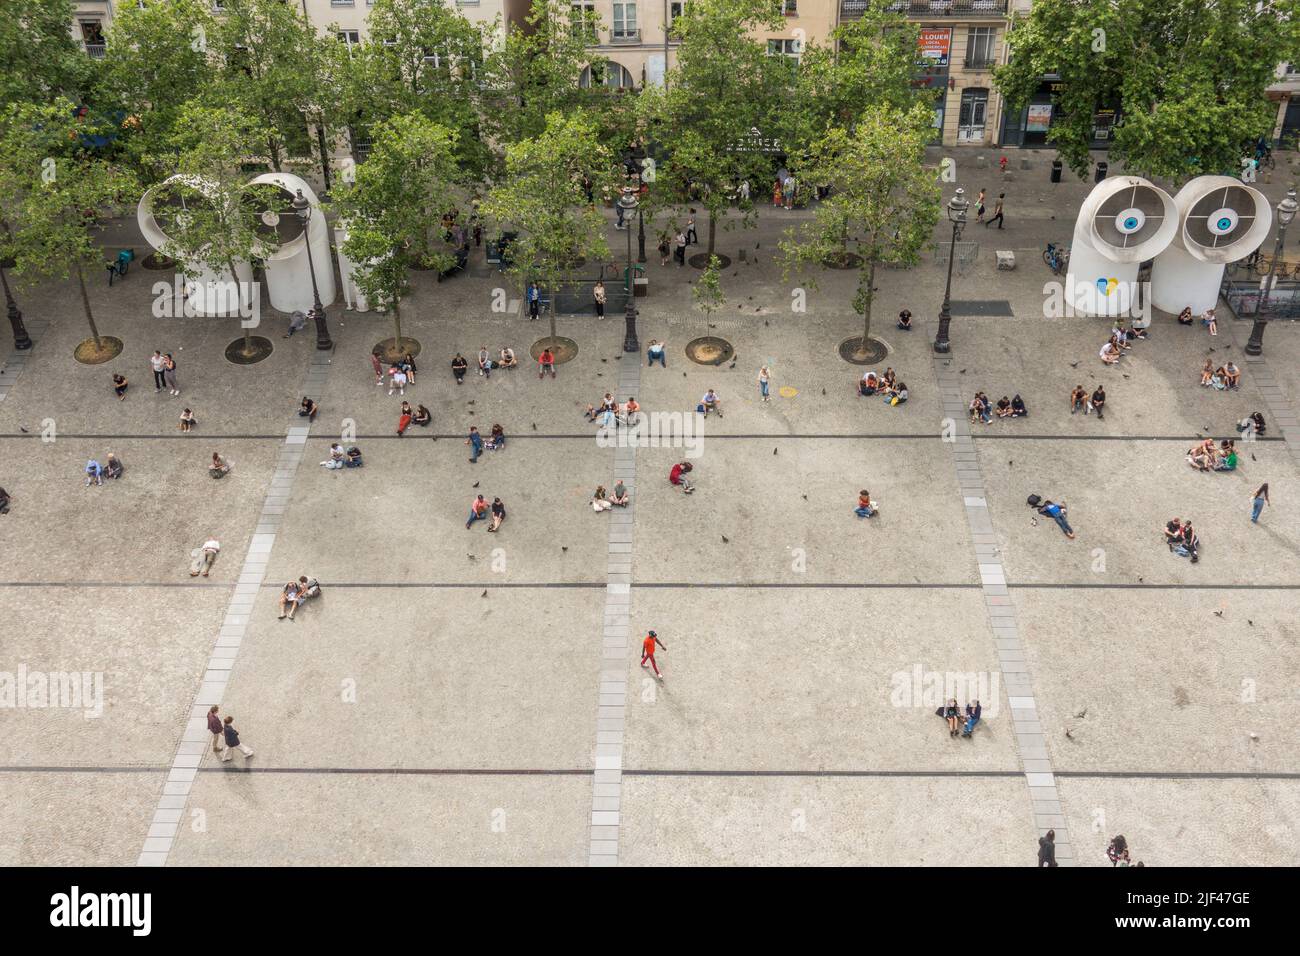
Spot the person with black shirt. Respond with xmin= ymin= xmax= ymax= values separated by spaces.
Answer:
xmin=488 ymin=497 xmax=506 ymax=532
xmin=1088 ymin=386 xmax=1106 ymax=419
xmin=1038 ymin=830 xmax=1058 ymax=867
xmin=451 ymin=353 xmax=468 ymax=385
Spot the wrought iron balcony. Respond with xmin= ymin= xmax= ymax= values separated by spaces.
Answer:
xmin=842 ymin=0 xmax=1009 ymax=17
xmin=610 ymin=28 xmax=642 ymax=44
xmin=84 ymin=43 xmax=106 ymax=59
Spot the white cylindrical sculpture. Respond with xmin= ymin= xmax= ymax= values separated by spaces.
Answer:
xmin=137 ymin=176 xmax=254 ymax=316
xmin=1150 ymin=176 xmax=1272 ymax=315
xmin=1065 ymin=177 xmax=1178 ymax=320
xmin=333 ymin=222 xmax=371 ymax=313
xmin=247 ymin=173 xmax=337 ymax=314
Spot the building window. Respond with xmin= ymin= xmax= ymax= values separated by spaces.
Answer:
xmin=782 ymin=0 xmax=797 ymax=14
xmin=211 ymin=0 xmax=225 ymax=11
xmin=768 ymin=38 xmax=801 ymax=63
xmin=965 ymin=27 xmax=995 ymax=68
xmin=80 ymin=19 xmax=106 ymax=58
xmin=330 ymin=0 xmax=354 ymax=6
xmin=580 ymin=62 xmax=637 ymax=90
xmin=571 ymin=2 xmax=599 ymax=43
xmin=613 ymin=2 xmax=638 ymax=41
xmin=338 ymin=30 xmax=361 ymax=53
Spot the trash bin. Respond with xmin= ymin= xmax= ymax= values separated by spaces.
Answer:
xmin=1095 ymin=162 xmax=1108 ymax=183
xmin=1050 ymin=160 xmax=1063 ymax=183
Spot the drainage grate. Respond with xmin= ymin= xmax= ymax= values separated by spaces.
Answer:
xmin=948 ymin=300 xmax=1014 ymax=317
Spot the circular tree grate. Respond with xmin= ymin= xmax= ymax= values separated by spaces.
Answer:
xmin=688 ymin=252 xmax=732 ymax=270
xmin=838 ymin=336 xmax=889 ymax=365
xmin=530 ymin=336 xmax=579 ymax=365
xmin=224 ymin=336 xmax=274 ymax=365
xmin=141 ymin=253 xmax=175 ymax=271
xmin=74 ymin=336 xmax=124 ymax=365
xmin=372 ymin=337 xmax=422 ymax=364
xmin=685 ymin=336 xmax=735 ymax=366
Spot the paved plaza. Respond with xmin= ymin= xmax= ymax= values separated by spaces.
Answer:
xmin=1 ymin=152 xmax=1299 ymax=867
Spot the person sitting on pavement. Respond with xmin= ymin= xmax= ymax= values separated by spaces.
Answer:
xmin=1088 ymin=386 xmax=1106 ymax=419
xmin=277 ymin=580 xmax=301 ymax=620
xmin=1171 ymin=522 xmax=1200 ymax=562
xmin=854 ymin=489 xmax=876 ymax=518
xmin=1186 ymin=439 xmax=1215 ymax=471
xmin=179 ymin=408 xmax=197 ymax=432
xmin=1223 ymin=362 xmax=1241 ymax=389
xmin=413 ymin=404 xmax=432 ymax=427
xmin=486 ymin=423 xmax=506 ymax=451
xmin=488 ymin=497 xmax=506 ymax=532
xmin=961 ymin=700 xmax=982 ymax=738
xmin=1209 ymin=366 xmax=1228 ymax=390
xmin=477 ymin=346 xmax=493 ymax=378
xmin=297 ymin=575 xmax=321 ymax=600
xmin=1236 ymin=411 xmax=1266 ymax=437
xmin=209 ymin=452 xmax=231 ymax=479
xmin=466 ymin=494 xmax=490 ymax=529
xmin=190 ymin=538 xmax=220 ymax=577
xmin=299 ymin=396 xmax=319 ymax=421
xmin=1177 ymin=306 xmax=1194 ymax=326
xmin=669 ymin=461 xmax=695 ymax=494
xmin=497 ymin=347 xmax=518 ymax=370
xmin=1010 ymin=394 xmax=1028 ymax=418
xmin=1215 ymin=441 xmax=1239 ymax=472
xmin=881 ymin=368 xmax=897 ymax=391
xmin=883 ymin=381 xmax=908 ymax=406
xmin=84 ymin=459 xmax=104 ymax=487
xmin=592 ymin=485 xmax=614 ymax=512
xmin=897 ymin=309 xmax=912 ymax=330
xmin=943 ymin=698 xmax=962 ymax=737
xmin=610 ymin=481 xmax=630 ymax=507
xmin=859 ymin=371 xmax=880 ymax=397
xmin=700 ymin=388 xmax=723 ymax=418
xmin=1163 ymin=517 xmax=1185 ymax=550
xmin=397 ymin=401 xmax=413 ymax=436
xmin=321 ymin=443 xmax=345 ymax=469
xmin=1070 ymin=385 xmax=1087 ymax=414
xmin=620 ymin=397 xmax=641 ymax=427
xmin=104 ymin=453 xmax=124 ymax=480
xmin=451 ymin=353 xmax=469 ymax=384
xmin=1100 ymin=339 xmax=1121 ymax=365
xmin=995 ymin=395 xmax=1013 ymax=418
xmin=1200 ymin=359 xmax=1214 ymax=387
xmin=345 ymin=446 xmax=363 ymax=468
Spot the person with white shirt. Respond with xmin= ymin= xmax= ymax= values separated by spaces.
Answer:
xmin=388 ymin=366 xmax=407 ymax=396
xmin=700 ymin=388 xmax=722 ymax=418
xmin=190 ymin=539 xmax=220 ymax=577
xmin=321 ymin=443 xmax=345 ymax=469
xmin=150 ymin=351 xmax=167 ymax=392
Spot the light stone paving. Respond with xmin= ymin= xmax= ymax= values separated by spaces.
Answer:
xmin=1228 ymin=321 xmax=1300 ymax=469
xmin=135 ymin=349 xmax=332 ymax=866
xmin=0 ymin=321 xmax=44 ymax=406
xmin=933 ymin=348 xmax=1075 ymax=866
xmin=588 ymin=349 xmax=640 ymax=866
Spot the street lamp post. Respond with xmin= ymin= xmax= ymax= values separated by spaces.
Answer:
xmin=0 ymin=258 xmax=32 ymax=350
xmin=632 ymin=145 xmax=647 ymax=264
xmin=619 ymin=186 xmax=640 ymax=353
xmin=1245 ymin=186 xmax=1298 ymax=356
xmin=292 ymin=189 xmax=333 ymax=351
xmin=932 ymin=187 xmax=970 ymax=355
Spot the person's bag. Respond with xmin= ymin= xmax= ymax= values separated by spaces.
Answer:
xmin=1026 ymin=494 xmax=1042 ymax=507
xmin=696 ymin=403 xmax=705 ymax=413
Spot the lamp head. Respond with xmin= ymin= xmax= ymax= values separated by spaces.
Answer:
xmin=619 ymin=186 xmax=638 ymax=211
xmin=1278 ymin=188 xmax=1298 ymax=228
xmin=292 ymin=188 xmax=310 ymax=221
xmin=948 ymin=188 xmax=969 ymax=223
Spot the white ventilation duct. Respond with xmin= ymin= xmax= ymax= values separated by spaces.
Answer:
xmin=1150 ymin=176 xmax=1272 ymax=315
xmin=247 ymin=173 xmax=337 ymax=314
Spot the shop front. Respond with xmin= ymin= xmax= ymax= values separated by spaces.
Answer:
xmin=999 ymin=76 xmax=1119 ymax=149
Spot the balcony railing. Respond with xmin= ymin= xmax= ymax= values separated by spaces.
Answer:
xmin=84 ymin=43 xmax=106 ymax=59
xmin=964 ymin=56 xmax=996 ymax=69
xmin=611 ymin=28 xmax=641 ymax=44
xmin=842 ymin=0 xmax=1009 ymax=16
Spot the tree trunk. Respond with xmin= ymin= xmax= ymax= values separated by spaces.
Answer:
xmin=229 ymin=257 xmax=251 ymax=354
xmin=547 ymin=283 xmax=557 ymax=340
xmin=706 ymin=210 xmax=717 ymax=257
xmin=392 ymin=295 xmax=403 ymax=349
xmin=74 ymin=261 xmax=102 ymax=350
xmin=268 ymin=134 xmax=282 ymax=173
xmin=860 ymin=259 xmax=877 ymax=351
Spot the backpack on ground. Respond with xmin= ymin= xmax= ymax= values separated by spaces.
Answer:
xmin=1026 ymin=494 xmax=1042 ymax=507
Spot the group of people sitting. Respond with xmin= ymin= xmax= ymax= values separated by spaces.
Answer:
xmin=591 ymin=482 xmax=631 ymax=512
xmin=1177 ymin=306 xmax=1217 ymax=336
xmin=84 ymin=453 xmax=125 ymax=486
xmin=276 ymin=575 xmax=321 ymax=620
xmin=1163 ymin=517 xmax=1201 ymax=563
xmin=451 ymin=347 xmax=518 ymax=384
xmin=1199 ymin=359 xmax=1241 ymax=390
xmin=585 ymin=394 xmax=641 ymax=428
xmin=395 ymin=402 xmax=433 ymax=436
xmin=1099 ymin=324 xmax=1149 ymax=364
xmin=320 ymin=443 xmax=365 ymax=469
xmin=1186 ymin=437 xmax=1238 ymax=473
xmin=858 ymin=368 xmax=908 ymax=405
xmin=968 ymin=392 xmax=1027 ymax=424
xmin=937 ymin=699 xmax=982 ymax=739
xmin=1068 ymin=384 xmax=1106 ymax=419
xmin=466 ymin=494 xmax=507 ymax=531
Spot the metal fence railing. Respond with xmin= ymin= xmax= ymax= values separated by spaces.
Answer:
xmin=1221 ymin=278 xmax=1300 ymax=320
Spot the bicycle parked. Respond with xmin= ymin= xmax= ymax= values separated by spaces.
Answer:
xmin=1043 ymin=242 xmax=1069 ymax=275
xmin=106 ymin=248 xmax=134 ymax=286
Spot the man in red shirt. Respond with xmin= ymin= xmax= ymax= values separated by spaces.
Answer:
xmin=669 ymin=461 xmax=694 ymax=494
xmin=641 ymin=630 xmax=666 ymax=679
xmin=538 ymin=348 xmax=556 ymax=380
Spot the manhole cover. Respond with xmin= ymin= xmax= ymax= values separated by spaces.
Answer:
xmin=822 ymin=252 xmax=864 ymax=270
xmin=141 ymin=253 xmax=175 ymax=271
xmin=838 ymin=336 xmax=889 ymax=365
xmin=530 ymin=336 xmax=579 ymax=365
xmin=372 ymin=337 xmax=422 ymax=364
xmin=689 ymin=253 xmax=732 ymax=270
xmin=73 ymin=336 xmax=124 ymax=365
xmin=685 ymin=336 xmax=734 ymax=365
xmin=224 ymin=336 xmax=274 ymax=365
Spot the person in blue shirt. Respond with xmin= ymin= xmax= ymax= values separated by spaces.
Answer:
xmin=466 ymin=425 xmax=483 ymax=464
xmin=1037 ymin=500 xmax=1074 ymax=539
xmin=961 ymin=700 xmax=982 ymax=738
xmin=84 ymin=459 xmax=104 ymax=487
xmin=527 ymin=282 xmax=540 ymax=320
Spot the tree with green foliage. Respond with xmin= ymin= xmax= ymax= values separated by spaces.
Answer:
xmin=693 ymin=254 xmax=726 ymax=317
xmin=334 ymin=0 xmax=489 ymax=182
xmin=780 ymin=102 xmax=941 ymax=362
xmin=996 ymin=0 xmax=1300 ymax=182
xmin=150 ymin=101 xmax=280 ymax=359
xmin=94 ymin=0 xmax=217 ymax=184
xmin=333 ymin=112 xmax=460 ymax=358
xmin=0 ymin=0 xmax=93 ymax=114
xmin=0 ymin=100 xmax=138 ymax=357
xmin=775 ymin=3 xmax=923 ymax=156
xmin=482 ymin=111 xmax=614 ymax=343
xmin=208 ymin=0 xmax=326 ymax=173
xmin=637 ymin=0 xmax=785 ymax=260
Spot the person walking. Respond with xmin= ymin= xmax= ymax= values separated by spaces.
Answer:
xmin=757 ymin=366 xmax=771 ymax=402
xmin=527 ymin=282 xmax=540 ymax=320
xmin=1037 ymin=830 xmax=1058 ymax=867
xmin=984 ymin=192 xmax=1005 ymax=229
xmin=593 ymin=280 xmax=606 ymax=319
xmin=371 ymin=351 xmax=384 ymax=386
xmin=207 ymin=705 xmax=225 ymax=755
xmin=466 ymin=425 xmax=483 ymax=464
xmin=150 ymin=350 xmax=167 ymax=392
xmin=1251 ymin=483 xmax=1270 ymax=524
xmin=641 ymin=630 xmax=666 ymax=680
xmin=220 ymin=715 xmax=254 ymax=762
xmin=674 ymin=230 xmax=687 ymax=266
xmin=686 ymin=210 xmax=698 ymax=246
xmin=657 ymin=233 xmax=670 ymax=266
xmin=163 ymin=353 xmax=180 ymax=396
xmin=975 ymin=188 xmax=987 ymax=223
